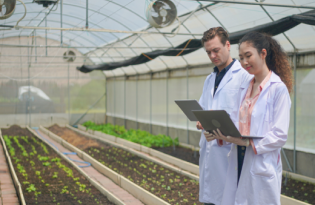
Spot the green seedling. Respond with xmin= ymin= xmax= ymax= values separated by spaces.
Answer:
xmin=42 ymin=162 xmax=51 ymax=166
xmin=26 ymin=184 xmax=36 ymax=192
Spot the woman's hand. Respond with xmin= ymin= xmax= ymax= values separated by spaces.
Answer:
xmin=203 ymin=131 xmax=216 ymax=142
xmin=196 ymin=121 xmax=204 ymax=130
xmin=213 ymin=129 xmax=249 ymax=147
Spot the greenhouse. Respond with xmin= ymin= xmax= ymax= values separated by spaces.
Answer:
xmin=0 ymin=0 xmax=315 ymax=204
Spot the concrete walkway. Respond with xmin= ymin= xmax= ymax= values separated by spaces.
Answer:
xmin=37 ymin=130 xmax=144 ymax=205
xmin=0 ymin=144 xmax=19 ymax=205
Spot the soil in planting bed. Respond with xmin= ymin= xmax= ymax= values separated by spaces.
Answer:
xmin=152 ymin=146 xmax=199 ymax=166
xmin=48 ymin=125 xmax=202 ymax=205
xmin=281 ymin=176 xmax=315 ymax=204
xmin=1 ymin=126 xmax=114 ymax=205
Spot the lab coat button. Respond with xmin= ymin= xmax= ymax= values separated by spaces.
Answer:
xmin=235 ymin=167 xmax=237 ymax=170
xmin=242 ymin=147 xmax=245 ymax=150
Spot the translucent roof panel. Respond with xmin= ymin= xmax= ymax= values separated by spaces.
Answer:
xmin=1 ymin=0 xmax=315 ymax=75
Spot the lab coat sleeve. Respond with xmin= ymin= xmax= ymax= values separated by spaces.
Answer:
xmin=253 ymin=84 xmax=291 ymax=155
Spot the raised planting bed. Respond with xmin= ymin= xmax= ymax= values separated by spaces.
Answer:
xmin=281 ymin=173 xmax=315 ymax=204
xmin=79 ymin=123 xmax=200 ymax=166
xmin=48 ymin=124 xmax=202 ymax=205
xmin=78 ymin=124 xmax=314 ymax=205
xmin=1 ymin=125 xmax=116 ymax=205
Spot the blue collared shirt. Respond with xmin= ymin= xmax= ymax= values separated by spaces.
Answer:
xmin=213 ymin=59 xmax=236 ymax=96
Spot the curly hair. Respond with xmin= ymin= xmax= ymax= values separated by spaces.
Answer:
xmin=201 ymin=27 xmax=229 ymax=46
xmin=239 ymin=32 xmax=293 ymax=93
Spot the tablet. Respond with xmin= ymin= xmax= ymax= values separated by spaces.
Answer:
xmin=175 ymin=100 xmax=203 ymax=121
xmin=192 ymin=110 xmax=263 ymax=139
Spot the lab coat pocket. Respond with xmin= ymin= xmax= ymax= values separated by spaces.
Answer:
xmin=250 ymin=154 xmax=274 ymax=178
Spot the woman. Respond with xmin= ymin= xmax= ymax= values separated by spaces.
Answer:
xmin=211 ymin=31 xmax=292 ymax=205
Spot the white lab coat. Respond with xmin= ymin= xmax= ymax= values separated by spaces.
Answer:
xmin=220 ymin=71 xmax=291 ymax=205
xmin=198 ymin=60 xmax=252 ymax=204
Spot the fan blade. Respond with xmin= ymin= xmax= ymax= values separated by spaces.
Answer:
xmin=152 ymin=16 xmax=163 ymax=25
xmin=162 ymin=16 xmax=166 ymax=23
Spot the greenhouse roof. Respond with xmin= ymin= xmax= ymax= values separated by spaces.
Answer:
xmin=1 ymin=0 xmax=315 ymax=77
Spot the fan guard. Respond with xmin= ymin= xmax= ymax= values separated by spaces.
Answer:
xmin=146 ymin=0 xmax=177 ymax=28
xmin=63 ymin=50 xmax=76 ymax=63
xmin=0 ymin=0 xmax=16 ymax=20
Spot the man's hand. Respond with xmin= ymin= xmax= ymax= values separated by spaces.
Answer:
xmin=213 ymin=129 xmax=249 ymax=146
xmin=196 ymin=121 xmax=204 ymax=130
xmin=203 ymin=131 xmax=216 ymax=142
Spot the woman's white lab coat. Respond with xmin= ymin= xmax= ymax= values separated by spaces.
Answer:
xmin=221 ymin=71 xmax=291 ymax=205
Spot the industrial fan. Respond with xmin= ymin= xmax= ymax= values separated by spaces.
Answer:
xmin=0 ymin=0 xmax=16 ymax=20
xmin=33 ymin=0 xmax=58 ymax=7
xmin=63 ymin=50 xmax=76 ymax=63
xmin=146 ymin=0 xmax=177 ymax=28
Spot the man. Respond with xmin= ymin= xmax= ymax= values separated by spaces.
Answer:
xmin=198 ymin=27 xmax=251 ymax=205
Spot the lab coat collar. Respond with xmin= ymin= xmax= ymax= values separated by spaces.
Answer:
xmin=215 ymin=60 xmax=242 ymax=95
xmin=259 ymin=71 xmax=282 ymax=96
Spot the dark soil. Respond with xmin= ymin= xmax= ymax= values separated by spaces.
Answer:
xmin=153 ymin=146 xmax=199 ymax=165
xmin=1 ymin=126 xmax=114 ymax=205
xmin=48 ymin=125 xmax=202 ymax=205
xmin=281 ymin=175 xmax=315 ymax=204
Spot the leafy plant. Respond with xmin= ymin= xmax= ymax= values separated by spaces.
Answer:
xmin=82 ymin=121 xmax=179 ymax=148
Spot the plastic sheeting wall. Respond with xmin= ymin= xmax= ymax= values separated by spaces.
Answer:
xmin=0 ymin=37 xmax=106 ymax=127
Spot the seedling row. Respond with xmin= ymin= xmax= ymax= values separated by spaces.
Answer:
xmin=49 ymin=125 xmax=202 ymax=205
xmin=1 ymin=126 xmax=114 ymax=205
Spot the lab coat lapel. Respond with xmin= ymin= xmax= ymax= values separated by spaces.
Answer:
xmin=215 ymin=61 xmax=242 ymax=95
xmin=207 ymin=73 xmax=216 ymax=110
xmin=215 ymin=68 xmax=233 ymax=95
xmin=251 ymin=72 xmax=281 ymax=135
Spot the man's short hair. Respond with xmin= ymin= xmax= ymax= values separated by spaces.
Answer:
xmin=201 ymin=27 xmax=229 ymax=46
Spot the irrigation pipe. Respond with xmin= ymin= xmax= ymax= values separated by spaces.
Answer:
xmin=33 ymin=127 xmax=91 ymax=168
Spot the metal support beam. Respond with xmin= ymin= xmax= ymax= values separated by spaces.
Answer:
xmin=45 ymin=11 xmax=48 ymax=56
xmin=86 ymin=0 xmax=89 ymax=29
xmin=0 ymin=43 xmax=196 ymax=50
xmin=68 ymin=61 xmax=70 ymax=123
xmin=60 ymin=0 xmax=63 ymax=45
xmin=166 ymin=70 xmax=169 ymax=136
xmin=114 ymin=76 xmax=116 ymax=125
xmin=186 ymin=67 xmax=189 ymax=145
xmin=124 ymin=75 xmax=126 ymax=128
xmin=150 ymin=73 xmax=153 ymax=134
xmin=136 ymin=75 xmax=139 ymax=130
xmin=293 ymin=51 xmax=297 ymax=173
xmin=195 ymin=0 xmax=315 ymax=9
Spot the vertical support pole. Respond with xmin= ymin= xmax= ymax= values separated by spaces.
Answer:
xmin=34 ymin=30 xmax=37 ymax=63
xmin=166 ymin=71 xmax=169 ymax=136
xmin=124 ymin=75 xmax=126 ymax=128
xmin=60 ymin=0 xmax=63 ymax=45
xmin=186 ymin=66 xmax=189 ymax=145
xmin=114 ymin=77 xmax=116 ymax=125
xmin=26 ymin=38 xmax=30 ymax=126
xmin=68 ymin=61 xmax=70 ymax=124
xmin=293 ymin=51 xmax=297 ymax=173
xmin=136 ymin=75 xmax=139 ymax=129
xmin=45 ymin=11 xmax=48 ymax=56
xmin=86 ymin=0 xmax=89 ymax=28
xmin=105 ymin=76 xmax=107 ymax=124
xmin=150 ymin=73 xmax=153 ymax=134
